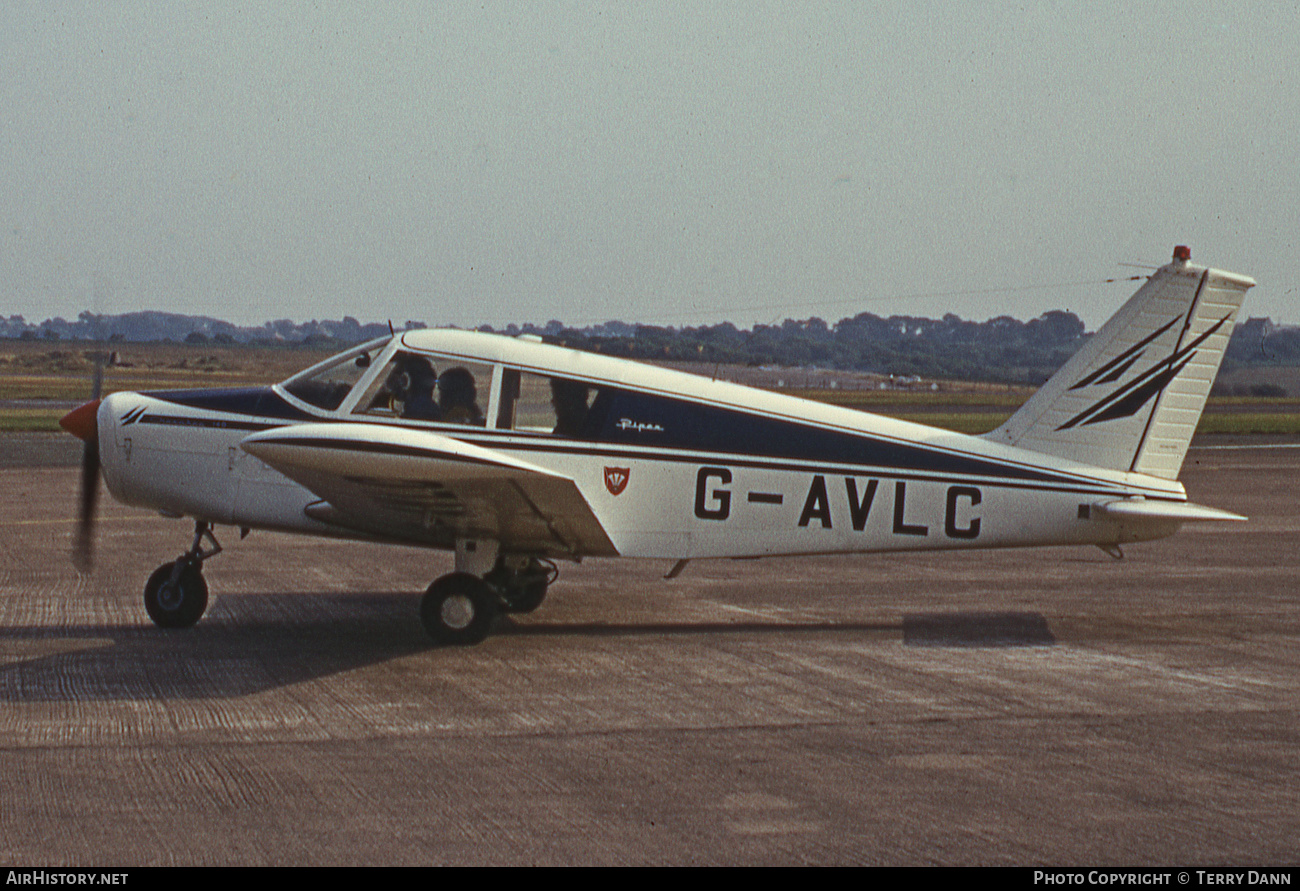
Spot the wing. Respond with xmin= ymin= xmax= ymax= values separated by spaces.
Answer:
xmin=241 ymin=423 xmax=619 ymax=558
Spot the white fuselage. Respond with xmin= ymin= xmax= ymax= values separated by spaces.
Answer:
xmin=96 ymin=330 xmax=1190 ymax=562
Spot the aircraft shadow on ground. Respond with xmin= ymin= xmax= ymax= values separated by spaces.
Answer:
xmin=0 ymin=595 xmax=1055 ymax=702
xmin=508 ymin=610 xmax=1056 ymax=648
xmin=900 ymin=611 xmax=1057 ymax=647
xmin=0 ymin=591 xmax=426 ymax=702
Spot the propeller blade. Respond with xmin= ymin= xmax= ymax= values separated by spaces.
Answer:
xmin=72 ymin=437 xmax=100 ymax=572
xmin=65 ymin=357 xmax=104 ymax=572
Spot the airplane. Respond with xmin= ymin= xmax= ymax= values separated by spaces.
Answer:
xmin=59 ymin=246 xmax=1254 ymax=645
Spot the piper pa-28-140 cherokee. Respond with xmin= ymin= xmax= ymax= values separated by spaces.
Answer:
xmin=60 ymin=247 xmax=1254 ymax=645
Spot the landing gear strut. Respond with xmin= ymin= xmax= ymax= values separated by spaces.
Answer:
xmin=144 ymin=521 xmax=221 ymax=629
xmin=486 ymin=556 xmax=557 ymax=615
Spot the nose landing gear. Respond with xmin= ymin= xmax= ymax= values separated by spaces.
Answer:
xmin=143 ymin=521 xmax=222 ymax=629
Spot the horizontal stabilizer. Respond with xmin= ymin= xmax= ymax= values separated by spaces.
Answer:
xmin=1093 ymin=499 xmax=1246 ymax=523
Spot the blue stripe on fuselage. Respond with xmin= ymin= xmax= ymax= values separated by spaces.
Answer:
xmin=578 ymin=388 xmax=1074 ymax=485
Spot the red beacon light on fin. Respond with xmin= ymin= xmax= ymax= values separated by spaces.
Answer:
xmin=1173 ymin=245 xmax=1192 ymax=262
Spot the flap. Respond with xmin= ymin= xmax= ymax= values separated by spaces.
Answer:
xmin=241 ymin=424 xmax=619 ymax=557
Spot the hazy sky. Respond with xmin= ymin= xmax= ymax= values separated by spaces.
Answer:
xmin=3 ymin=2 xmax=1296 ymax=331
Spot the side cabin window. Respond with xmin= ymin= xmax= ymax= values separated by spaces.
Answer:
xmin=494 ymin=371 xmax=706 ymax=446
xmin=490 ymin=372 xmax=990 ymax=473
xmin=496 ymin=371 xmax=610 ymax=437
xmin=282 ymin=347 xmax=378 ymax=411
xmin=353 ymin=350 xmax=492 ymax=426
xmin=494 ymin=378 xmax=813 ymax=458
xmin=496 ymin=370 xmax=766 ymax=448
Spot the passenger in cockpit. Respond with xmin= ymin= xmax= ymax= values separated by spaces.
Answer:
xmin=550 ymin=378 xmax=590 ymax=437
xmin=438 ymin=367 xmax=484 ymax=425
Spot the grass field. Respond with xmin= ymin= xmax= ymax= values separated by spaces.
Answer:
xmin=0 ymin=408 xmax=69 ymax=432
xmin=0 ymin=341 xmax=336 ymax=433
xmin=4 ymin=340 xmax=1298 ymax=436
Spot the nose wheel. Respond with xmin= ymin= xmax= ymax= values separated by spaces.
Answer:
xmin=143 ymin=521 xmax=221 ymax=629
xmin=143 ymin=559 xmax=208 ymax=628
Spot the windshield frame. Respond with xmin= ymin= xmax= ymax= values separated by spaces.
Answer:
xmin=274 ymin=336 xmax=396 ymax=415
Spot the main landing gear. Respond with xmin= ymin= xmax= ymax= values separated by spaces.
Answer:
xmin=143 ymin=521 xmax=222 ymax=629
xmin=419 ymin=543 xmax=557 ymax=646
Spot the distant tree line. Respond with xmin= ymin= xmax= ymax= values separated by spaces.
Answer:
xmin=485 ymin=312 xmax=1300 ymax=385
xmin=0 ymin=311 xmax=409 ymax=346
xmin=1223 ymin=317 xmax=1300 ymax=371
xmin=506 ymin=310 xmax=1087 ymax=384
xmin=3 ymin=307 xmax=1298 ymax=385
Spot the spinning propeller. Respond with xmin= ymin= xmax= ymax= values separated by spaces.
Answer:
xmin=59 ymin=358 xmax=104 ymax=572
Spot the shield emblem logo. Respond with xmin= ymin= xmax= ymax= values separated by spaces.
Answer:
xmin=604 ymin=466 xmax=630 ymax=496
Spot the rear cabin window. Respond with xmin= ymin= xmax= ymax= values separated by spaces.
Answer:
xmin=496 ymin=371 xmax=602 ymax=437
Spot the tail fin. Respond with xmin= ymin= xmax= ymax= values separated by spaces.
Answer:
xmin=984 ymin=248 xmax=1254 ymax=480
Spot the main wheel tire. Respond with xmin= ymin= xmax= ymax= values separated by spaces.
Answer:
xmin=143 ymin=560 xmax=209 ymax=629
xmin=420 ymin=573 xmax=497 ymax=646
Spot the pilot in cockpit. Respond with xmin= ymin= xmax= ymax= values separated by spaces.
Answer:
xmin=387 ymin=355 xmax=441 ymax=420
